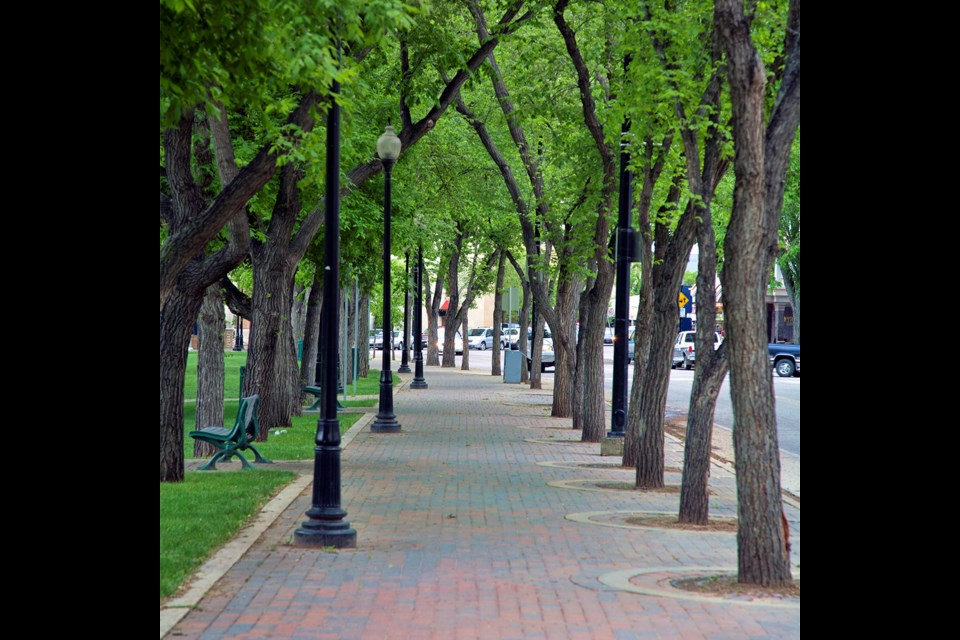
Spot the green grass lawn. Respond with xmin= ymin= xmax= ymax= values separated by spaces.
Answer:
xmin=160 ymin=470 xmax=295 ymax=601
xmin=184 ymin=402 xmax=362 ymax=460
xmin=183 ymin=352 xmax=395 ymax=400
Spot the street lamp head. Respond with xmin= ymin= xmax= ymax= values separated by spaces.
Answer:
xmin=377 ymin=123 xmax=402 ymax=162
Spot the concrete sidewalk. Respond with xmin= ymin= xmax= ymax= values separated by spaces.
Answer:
xmin=165 ymin=366 xmax=800 ymax=639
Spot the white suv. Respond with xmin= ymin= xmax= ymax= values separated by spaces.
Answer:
xmin=467 ymin=327 xmax=496 ymax=350
xmin=674 ymin=330 xmax=721 ymax=369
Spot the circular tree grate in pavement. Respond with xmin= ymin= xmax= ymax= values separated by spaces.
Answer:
xmin=597 ymin=567 xmax=800 ymax=608
xmin=548 ymin=479 xmax=689 ymax=493
xmin=524 ymin=437 xmax=590 ymax=445
xmin=566 ymin=510 xmax=735 ymax=533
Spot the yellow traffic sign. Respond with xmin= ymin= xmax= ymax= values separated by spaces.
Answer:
xmin=678 ymin=291 xmax=689 ymax=308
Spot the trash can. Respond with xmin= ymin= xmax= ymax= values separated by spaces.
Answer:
xmin=503 ymin=350 xmax=523 ymax=383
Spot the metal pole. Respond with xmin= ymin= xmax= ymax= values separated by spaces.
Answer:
xmin=343 ymin=273 xmax=348 ymax=402
xmin=411 ymin=245 xmax=428 ymax=389
xmin=372 ymin=158 xmax=401 ymax=432
xmin=294 ymin=59 xmax=356 ymax=549
xmin=398 ymin=251 xmax=412 ymax=373
xmin=353 ymin=275 xmax=358 ymax=394
xmin=609 ymin=100 xmax=633 ymax=439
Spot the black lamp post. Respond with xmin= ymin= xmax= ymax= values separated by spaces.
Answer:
xmin=411 ymin=245 xmax=428 ymax=389
xmin=294 ymin=69 xmax=356 ymax=549
xmin=233 ymin=315 xmax=244 ymax=351
xmin=371 ymin=123 xmax=402 ymax=433
xmin=397 ymin=251 xmax=412 ymax=374
xmin=609 ymin=106 xmax=634 ymax=439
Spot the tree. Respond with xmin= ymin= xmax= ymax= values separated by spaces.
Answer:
xmin=715 ymin=0 xmax=800 ymax=586
xmin=160 ymin=0 xmax=420 ymax=481
xmin=160 ymin=108 xmax=252 ymax=483
xmin=623 ymin=0 xmax=730 ymax=481
xmin=194 ymin=284 xmax=226 ymax=457
xmin=778 ymin=133 xmax=800 ymax=343
xmin=553 ymin=0 xmax=620 ymax=442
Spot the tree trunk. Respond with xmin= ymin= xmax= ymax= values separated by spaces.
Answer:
xmin=443 ymin=238 xmax=461 ymax=368
xmin=247 ymin=241 xmax=296 ymax=439
xmin=782 ymin=272 xmax=799 ymax=343
xmin=529 ymin=308 xmax=542 ymax=389
xmin=716 ymin=0 xmax=800 ymax=587
xmin=551 ymin=274 xmax=579 ymax=418
xmin=572 ymin=288 xmax=590 ymax=431
xmin=460 ymin=313 xmax=470 ymax=370
xmin=424 ymin=260 xmax=443 ymax=366
xmin=160 ymin=285 xmax=205 ymax=482
xmin=579 ymin=271 xmax=614 ymax=443
xmin=359 ymin=293 xmax=371 ymax=377
xmin=491 ymin=252 xmax=505 ymax=376
xmin=624 ymin=134 xmax=674 ymax=468
xmin=680 ymin=195 xmax=728 ymax=523
xmin=623 ymin=269 xmax=653 ymax=468
xmin=634 ymin=294 xmax=682 ymax=487
xmin=301 ymin=273 xmax=322 ymax=389
xmin=632 ymin=181 xmax=697 ymax=486
xmin=194 ymin=285 xmax=225 ymax=457
xmin=292 ymin=284 xmax=308 ymax=346
xmin=678 ymin=349 xmax=728 ymax=523
xmin=517 ymin=276 xmax=531 ymax=384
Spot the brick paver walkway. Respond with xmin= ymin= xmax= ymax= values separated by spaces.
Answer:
xmin=170 ymin=367 xmax=800 ymax=639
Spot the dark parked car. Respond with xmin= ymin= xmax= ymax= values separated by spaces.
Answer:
xmin=769 ymin=343 xmax=800 ymax=377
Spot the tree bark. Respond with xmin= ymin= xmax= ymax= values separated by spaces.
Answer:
xmin=442 ymin=234 xmax=462 ymax=368
xmin=246 ymin=165 xmax=302 ymax=438
xmin=678 ymin=203 xmax=729 ymax=522
xmin=460 ymin=313 xmax=470 ymax=370
xmin=160 ymin=110 xmax=250 ymax=482
xmin=624 ymin=134 xmax=673 ymax=467
xmin=516 ymin=265 xmax=531 ymax=384
xmin=634 ymin=187 xmax=697 ymax=487
xmin=194 ymin=285 xmax=225 ymax=457
xmin=716 ymin=0 xmax=800 ymax=587
xmin=300 ymin=271 xmax=322 ymax=389
xmin=160 ymin=283 xmax=204 ymax=482
xmin=782 ymin=269 xmax=799 ymax=343
xmin=292 ymin=284 xmax=308 ymax=346
xmin=552 ymin=273 xmax=579 ymax=417
xmin=358 ymin=293 xmax=371 ymax=378
xmin=160 ymin=94 xmax=316 ymax=306
xmin=491 ymin=252 xmax=505 ymax=376
xmin=424 ymin=260 xmax=444 ymax=366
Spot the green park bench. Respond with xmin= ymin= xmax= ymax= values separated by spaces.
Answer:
xmin=302 ymin=385 xmax=344 ymax=412
xmin=189 ymin=395 xmax=273 ymax=471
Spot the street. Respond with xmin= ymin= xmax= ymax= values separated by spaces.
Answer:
xmin=394 ymin=344 xmax=800 ymax=495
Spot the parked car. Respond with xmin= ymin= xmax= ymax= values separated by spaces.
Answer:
xmin=436 ymin=328 xmax=464 ymax=355
xmin=467 ymin=327 xmax=496 ymax=350
xmin=769 ymin=343 xmax=800 ymax=377
xmin=369 ymin=331 xmax=384 ymax=349
xmin=502 ymin=327 xmax=521 ymax=349
xmin=674 ymin=330 xmax=722 ymax=369
xmin=672 ymin=347 xmax=686 ymax=369
xmin=525 ymin=337 xmax=555 ymax=371
xmin=603 ymin=326 xmax=615 ymax=344
xmin=392 ymin=331 xmax=412 ymax=350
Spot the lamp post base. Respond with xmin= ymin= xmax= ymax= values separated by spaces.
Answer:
xmin=398 ymin=364 xmax=412 ymax=373
xmin=371 ymin=416 xmax=402 ymax=432
xmin=410 ymin=379 xmax=428 ymax=389
xmin=293 ymin=521 xmax=357 ymax=548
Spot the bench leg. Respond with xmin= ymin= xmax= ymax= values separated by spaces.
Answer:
xmin=247 ymin=444 xmax=272 ymax=464
xmin=220 ymin=448 xmax=256 ymax=471
xmin=197 ymin=450 xmax=227 ymax=471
